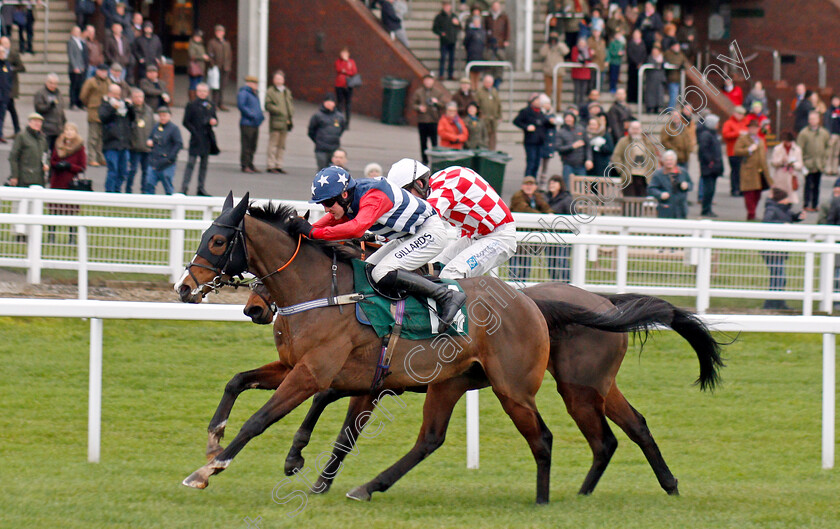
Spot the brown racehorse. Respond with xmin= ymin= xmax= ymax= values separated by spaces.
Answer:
xmin=174 ymin=195 xmax=665 ymax=503
xmin=239 ymin=281 xmax=723 ymax=497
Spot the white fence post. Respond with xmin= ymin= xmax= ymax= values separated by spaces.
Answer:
xmin=78 ymin=226 xmax=88 ymax=301
xmin=696 ymin=229 xmax=713 ymax=314
xmin=616 ymin=227 xmax=628 ymax=294
xmin=169 ymin=204 xmax=186 ymax=283
xmin=88 ymin=317 xmax=103 ymax=463
xmin=466 ymin=389 xmax=479 ymax=469
xmin=823 ymin=333 xmax=835 ymax=470
xmin=804 ymin=248 xmax=815 ymax=316
xmin=26 ymin=192 xmax=44 ymax=284
xmin=820 ymin=235 xmax=835 ymax=314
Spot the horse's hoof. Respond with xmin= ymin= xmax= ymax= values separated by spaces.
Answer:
xmin=182 ymin=471 xmax=209 ymax=489
xmin=312 ymin=478 xmax=332 ymax=494
xmin=345 ymin=485 xmax=371 ymax=502
xmin=284 ymin=455 xmax=305 ymax=476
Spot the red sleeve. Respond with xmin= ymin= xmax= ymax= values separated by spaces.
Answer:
xmin=310 ymin=190 xmax=393 ymax=240
xmin=348 ymin=59 xmax=358 ymax=76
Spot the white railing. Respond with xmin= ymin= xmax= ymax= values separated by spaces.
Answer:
xmin=5 ymin=189 xmax=840 ymax=314
xmin=551 ymin=61 xmax=602 ymax=110
xmin=637 ymin=64 xmax=687 ymax=115
xmin=0 ymin=298 xmax=834 ymax=470
xmin=464 ymin=61 xmax=514 ymax=120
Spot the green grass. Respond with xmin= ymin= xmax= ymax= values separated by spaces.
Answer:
xmin=1 ymin=318 xmax=838 ymax=528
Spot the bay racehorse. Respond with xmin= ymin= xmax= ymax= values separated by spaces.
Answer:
xmin=174 ymin=194 xmax=689 ymax=503
xmin=239 ymin=280 xmax=723 ymax=497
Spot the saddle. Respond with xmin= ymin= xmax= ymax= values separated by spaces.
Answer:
xmin=351 ymin=259 xmax=468 ymax=393
xmin=352 ymin=260 xmax=468 ymax=340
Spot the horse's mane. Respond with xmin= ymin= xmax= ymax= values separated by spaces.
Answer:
xmin=246 ymin=202 xmax=361 ymax=263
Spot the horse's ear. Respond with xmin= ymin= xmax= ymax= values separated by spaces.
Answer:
xmin=222 ymin=191 xmax=234 ymax=211
xmin=231 ymin=192 xmax=250 ymax=221
xmin=303 ymin=210 xmax=310 ymax=221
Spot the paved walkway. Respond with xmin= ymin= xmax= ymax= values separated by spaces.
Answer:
xmin=1 ymin=97 xmax=837 ymax=223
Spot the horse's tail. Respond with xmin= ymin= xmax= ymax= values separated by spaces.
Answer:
xmin=532 ymin=295 xmax=725 ymax=391
xmin=607 ymin=294 xmax=726 ymax=391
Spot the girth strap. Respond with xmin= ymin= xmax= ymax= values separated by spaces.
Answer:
xmin=370 ymin=299 xmax=406 ymax=394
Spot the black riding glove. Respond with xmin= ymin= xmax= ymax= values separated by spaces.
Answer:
xmin=287 ymin=216 xmax=314 ymax=239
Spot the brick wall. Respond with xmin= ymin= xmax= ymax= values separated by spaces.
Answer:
xmin=267 ymin=0 xmax=430 ymax=122
xmin=691 ymin=0 xmax=840 ymax=132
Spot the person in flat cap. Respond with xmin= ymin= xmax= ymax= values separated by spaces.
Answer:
xmin=144 ymin=105 xmax=182 ymax=195
xmin=132 ymin=18 xmax=163 ymax=80
xmin=8 ymin=112 xmax=49 ymax=190
xmin=308 ymin=91 xmax=346 ymax=170
xmin=138 ymin=63 xmax=170 ymax=111
xmin=509 ymin=175 xmax=552 ymax=280
xmin=410 ymin=72 xmax=448 ymax=164
xmin=451 ymin=76 xmax=475 ymax=117
xmin=237 ymin=75 xmax=264 ymax=173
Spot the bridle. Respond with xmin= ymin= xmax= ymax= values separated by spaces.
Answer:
xmin=185 ymin=217 xmax=303 ymax=297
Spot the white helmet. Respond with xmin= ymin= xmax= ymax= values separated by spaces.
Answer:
xmin=387 ymin=158 xmax=430 ymax=189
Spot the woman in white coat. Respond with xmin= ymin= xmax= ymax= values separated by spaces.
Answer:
xmin=770 ymin=131 xmax=804 ymax=205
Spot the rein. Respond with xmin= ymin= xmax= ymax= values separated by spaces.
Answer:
xmin=188 ymin=217 xmax=364 ymax=315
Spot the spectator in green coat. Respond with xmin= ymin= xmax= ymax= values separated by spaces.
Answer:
xmin=8 ymin=113 xmax=48 ymax=187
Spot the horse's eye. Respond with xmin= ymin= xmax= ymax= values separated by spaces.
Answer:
xmin=214 ymin=239 xmax=225 ymax=246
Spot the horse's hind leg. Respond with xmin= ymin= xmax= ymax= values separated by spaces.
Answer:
xmin=605 ymin=384 xmax=679 ymax=495
xmin=345 ymin=378 xmax=472 ymax=502
xmin=558 ymin=381 xmax=618 ymax=496
xmin=207 ymin=361 xmax=289 ymax=460
xmin=492 ymin=390 xmax=553 ymax=504
xmin=184 ymin=363 xmax=319 ymax=489
xmin=311 ymin=393 xmax=378 ymax=493
xmin=285 ymin=388 xmax=351 ymax=476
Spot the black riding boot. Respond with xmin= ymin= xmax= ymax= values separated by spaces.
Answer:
xmin=382 ymin=270 xmax=467 ymax=327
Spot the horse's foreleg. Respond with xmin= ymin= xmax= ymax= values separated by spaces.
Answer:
xmin=206 ymin=361 xmax=289 ymax=460
xmin=605 ymin=384 xmax=679 ymax=495
xmin=183 ymin=363 xmax=319 ymax=489
xmin=311 ymin=393 xmax=378 ymax=493
xmin=284 ymin=388 xmax=351 ymax=476
xmin=345 ymin=378 xmax=470 ymax=502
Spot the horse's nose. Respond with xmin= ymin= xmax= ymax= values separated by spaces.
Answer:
xmin=178 ymin=284 xmax=194 ymax=303
xmin=244 ymin=305 xmax=271 ymax=324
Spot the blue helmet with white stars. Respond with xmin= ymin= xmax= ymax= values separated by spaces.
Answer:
xmin=309 ymin=166 xmax=356 ymax=204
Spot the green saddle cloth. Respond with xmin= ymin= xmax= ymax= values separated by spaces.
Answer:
xmin=351 ymin=259 xmax=468 ymax=340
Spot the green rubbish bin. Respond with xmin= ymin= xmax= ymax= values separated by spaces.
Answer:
xmin=381 ymin=77 xmax=410 ymax=125
xmin=425 ymin=148 xmax=476 ymax=174
xmin=473 ymin=150 xmax=512 ymax=194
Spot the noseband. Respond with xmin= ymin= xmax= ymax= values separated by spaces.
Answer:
xmin=185 ymin=218 xmax=304 ymax=297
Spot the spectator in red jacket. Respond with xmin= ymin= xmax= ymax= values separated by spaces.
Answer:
xmin=334 ymin=47 xmax=358 ymax=129
xmin=438 ymin=101 xmax=468 ymax=149
xmin=722 ymin=78 xmax=743 ymax=107
xmin=47 ymin=122 xmax=86 ymax=243
xmin=570 ymin=38 xmax=593 ymax=106
xmin=722 ymin=105 xmax=749 ymax=196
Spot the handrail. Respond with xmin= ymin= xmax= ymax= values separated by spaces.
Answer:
xmin=636 ymin=64 xmax=686 ymax=115
xmin=551 ymin=61 xmax=601 ymax=110
xmin=465 ymin=61 xmax=514 ymax=120
xmin=819 ymin=55 xmax=826 ymax=89
xmin=776 ymin=99 xmax=782 ymax=139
